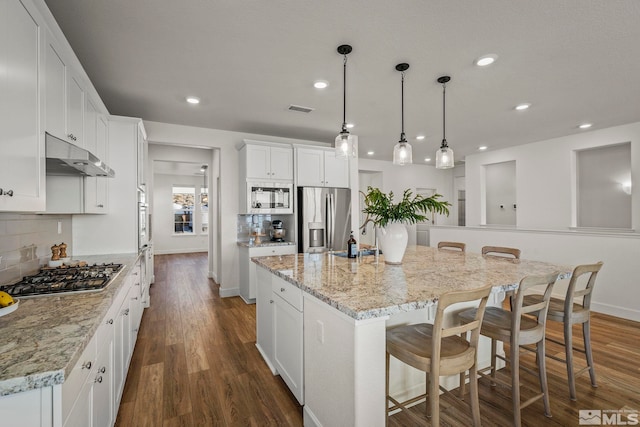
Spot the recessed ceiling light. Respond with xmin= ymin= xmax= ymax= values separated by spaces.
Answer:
xmin=515 ymin=103 xmax=531 ymax=111
xmin=475 ymin=54 xmax=498 ymax=67
xmin=367 ymin=151 xmax=374 ymax=156
xmin=424 ymin=157 xmax=431 ymax=162
xmin=346 ymin=123 xmax=355 ymax=129
xmin=579 ymin=123 xmax=592 ymax=129
xmin=478 ymin=146 xmax=488 ymax=151
xmin=314 ymin=80 xmax=329 ymax=89
xmin=186 ymin=96 xmax=200 ymax=104
xmin=416 ymin=135 xmax=425 ymax=140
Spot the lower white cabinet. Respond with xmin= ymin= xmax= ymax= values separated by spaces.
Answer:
xmin=256 ymin=268 xmax=304 ymax=405
xmin=239 ymin=244 xmax=296 ymax=303
xmin=0 ymin=258 xmax=146 ymax=427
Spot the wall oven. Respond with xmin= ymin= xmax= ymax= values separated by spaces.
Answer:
xmin=246 ymin=182 xmax=293 ymax=214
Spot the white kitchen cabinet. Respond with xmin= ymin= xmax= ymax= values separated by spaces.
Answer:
xmin=84 ymin=113 xmax=109 ymax=213
xmin=242 ymin=142 xmax=293 ymax=181
xmin=272 ymin=275 xmax=304 ymax=404
xmin=295 ymin=147 xmax=349 ymax=188
xmin=136 ymin=124 xmax=148 ymax=191
xmin=239 ymin=244 xmax=297 ymax=303
xmin=256 ymin=266 xmax=277 ymax=374
xmin=92 ymin=337 xmax=113 ymax=427
xmin=0 ymin=0 xmax=46 ymax=212
xmin=44 ymin=32 xmax=86 ymax=148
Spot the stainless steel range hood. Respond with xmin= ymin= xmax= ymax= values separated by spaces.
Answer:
xmin=45 ymin=132 xmax=115 ymax=177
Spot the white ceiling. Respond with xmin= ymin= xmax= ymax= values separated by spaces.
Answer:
xmin=44 ymin=0 xmax=640 ymax=164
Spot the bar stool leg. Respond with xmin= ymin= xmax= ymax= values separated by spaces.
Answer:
xmin=490 ymin=338 xmax=497 ymax=387
xmin=511 ymin=341 xmax=522 ymax=427
xmin=385 ymin=352 xmax=390 ymax=427
xmin=425 ymin=372 xmax=431 ymax=418
xmin=583 ymin=320 xmax=598 ymax=388
xmin=429 ymin=371 xmax=440 ymax=426
xmin=537 ymin=338 xmax=552 ymax=417
xmin=469 ymin=364 xmax=481 ymax=427
xmin=564 ymin=321 xmax=577 ymax=401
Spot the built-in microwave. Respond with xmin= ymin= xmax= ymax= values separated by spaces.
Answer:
xmin=246 ymin=182 xmax=293 ymax=214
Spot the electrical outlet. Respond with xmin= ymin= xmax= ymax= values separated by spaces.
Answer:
xmin=316 ymin=320 xmax=324 ymax=344
xmin=57 ymin=221 xmax=62 ymax=234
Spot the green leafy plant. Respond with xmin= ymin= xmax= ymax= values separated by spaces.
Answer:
xmin=361 ymin=186 xmax=450 ymax=228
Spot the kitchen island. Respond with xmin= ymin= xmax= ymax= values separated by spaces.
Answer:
xmin=0 ymin=253 xmax=145 ymax=427
xmin=252 ymin=245 xmax=572 ymax=427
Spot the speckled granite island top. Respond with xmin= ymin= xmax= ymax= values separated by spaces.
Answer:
xmin=252 ymin=245 xmax=572 ymax=320
xmin=0 ymin=253 xmax=140 ymax=396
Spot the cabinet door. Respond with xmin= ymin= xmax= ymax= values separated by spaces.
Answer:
xmin=136 ymin=125 xmax=146 ymax=190
xmin=92 ymin=339 xmax=113 ymax=427
xmin=0 ymin=0 xmax=45 ymax=212
xmin=269 ymin=146 xmax=293 ymax=180
xmin=273 ymin=293 xmax=304 ymax=404
xmin=64 ymin=379 xmax=92 ymax=427
xmin=45 ymin=39 xmax=66 ymax=140
xmin=296 ymin=148 xmax=324 ymax=187
xmin=245 ymin=144 xmax=271 ymax=180
xmin=66 ymin=73 xmax=84 ymax=147
xmin=85 ymin=114 xmax=108 ymax=213
xmin=323 ymin=150 xmax=350 ymax=188
xmin=256 ymin=267 xmax=276 ymax=373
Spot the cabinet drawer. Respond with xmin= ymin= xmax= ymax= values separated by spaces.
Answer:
xmin=62 ymin=333 xmax=97 ymax=421
xmin=250 ymin=245 xmax=297 ymax=258
xmin=272 ymin=275 xmax=303 ymax=311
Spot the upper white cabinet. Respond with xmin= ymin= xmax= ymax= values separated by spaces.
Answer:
xmin=296 ymin=147 xmax=349 ymax=188
xmin=84 ymin=112 xmax=109 ymax=213
xmin=136 ymin=124 xmax=147 ymax=191
xmin=243 ymin=142 xmax=293 ymax=181
xmin=45 ymin=34 xmax=86 ymax=148
xmin=0 ymin=0 xmax=46 ymax=212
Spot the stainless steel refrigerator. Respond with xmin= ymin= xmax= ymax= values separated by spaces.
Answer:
xmin=297 ymin=187 xmax=351 ymax=253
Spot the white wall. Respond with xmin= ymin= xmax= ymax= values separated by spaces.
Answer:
xmin=358 ymin=158 xmax=456 ymax=246
xmin=152 ymin=173 xmax=209 ymax=254
xmin=143 ymin=121 xmax=337 ymax=297
xmin=485 ymin=160 xmax=516 ymax=225
xmin=464 ymin=121 xmax=640 ymax=229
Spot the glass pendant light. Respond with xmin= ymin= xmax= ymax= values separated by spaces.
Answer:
xmin=393 ymin=63 xmax=412 ymax=166
xmin=335 ymin=45 xmax=356 ymax=158
xmin=435 ymin=75 xmax=454 ymax=169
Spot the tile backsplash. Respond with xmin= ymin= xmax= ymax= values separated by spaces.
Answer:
xmin=0 ymin=213 xmax=72 ymax=285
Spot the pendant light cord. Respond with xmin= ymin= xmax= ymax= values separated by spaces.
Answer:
xmin=400 ymin=71 xmax=406 ymax=141
xmin=342 ymin=54 xmax=347 ymax=130
xmin=442 ymin=81 xmax=448 ymax=147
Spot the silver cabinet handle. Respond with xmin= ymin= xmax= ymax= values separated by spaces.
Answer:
xmin=124 ymin=308 xmax=130 ymax=316
xmin=269 ymin=300 xmax=274 ymax=304
xmin=107 ymin=319 xmax=114 ymax=325
xmin=280 ymin=287 xmax=285 ymax=292
xmin=99 ymin=366 xmax=106 ymax=373
xmin=97 ymin=204 xmax=104 ymax=208
xmin=95 ymin=376 xmax=103 ymax=383
xmin=0 ymin=189 xmax=13 ymax=197
xmin=82 ymin=361 xmax=92 ymax=370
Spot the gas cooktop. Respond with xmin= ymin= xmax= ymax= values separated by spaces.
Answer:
xmin=0 ymin=263 xmax=124 ymax=298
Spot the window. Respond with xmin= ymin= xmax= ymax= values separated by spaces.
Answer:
xmin=576 ymin=143 xmax=631 ymax=229
xmin=173 ymin=186 xmax=195 ymax=233
xmin=200 ymin=186 xmax=209 ymax=233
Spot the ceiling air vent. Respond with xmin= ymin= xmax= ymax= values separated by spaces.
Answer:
xmin=288 ymin=104 xmax=314 ymax=113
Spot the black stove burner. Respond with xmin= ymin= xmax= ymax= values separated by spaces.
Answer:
xmin=1 ymin=263 xmax=124 ymax=298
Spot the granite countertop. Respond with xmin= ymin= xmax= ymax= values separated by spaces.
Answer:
xmin=0 ymin=253 xmax=140 ymax=397
xmin=252 ymin=245 xmax=573 ymax=321
xmin=237 ymin=241 xmax=296 ymax=248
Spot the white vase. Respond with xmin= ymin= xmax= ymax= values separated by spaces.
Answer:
xmin=376 ymin=222 xmax=408 ymax=264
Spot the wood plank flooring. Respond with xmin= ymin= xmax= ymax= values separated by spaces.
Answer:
xmin=116 ymin=253 xmax=640 ymax=426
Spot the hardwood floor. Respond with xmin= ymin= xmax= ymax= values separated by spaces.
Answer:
xmin=116 ymin=253 xmax=640 ymax=426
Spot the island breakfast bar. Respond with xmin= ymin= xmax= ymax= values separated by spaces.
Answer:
xmin=252 ymin=245 xmax=572 ymax=427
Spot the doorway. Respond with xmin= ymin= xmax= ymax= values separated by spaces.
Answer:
xmin=148 ymin=144 xmax=221 ymax=282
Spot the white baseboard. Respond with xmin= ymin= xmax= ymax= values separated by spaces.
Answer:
xmin=591 ymin=302 xmax=640 ymax=322
xmin=303 ymin=406 xmax=322 ymax=427
xmin=209 ymin=270 xmax=217 ymax=282
xmin=153 ymin=249 xmax=207 ymax=255
xmin=219 ymin=286 xmax=239 ymax=298
xmin=255 ymin=344 xmax=278 ymax=375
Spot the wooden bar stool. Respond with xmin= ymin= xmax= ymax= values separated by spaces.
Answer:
xmin=386 ymin=286 xmax=493 ymax=426
xmin=437 ymin=241 xmax=466 ymax=251
xmin=458 ymin=272 xmax=559 ymax=427
xmin=524 ymin=262 xmax=604 ymax=400
xmin=481 ymin=246 xmax=521 ymax=259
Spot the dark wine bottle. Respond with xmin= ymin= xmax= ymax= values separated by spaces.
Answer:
xmin=347 ymin=231 xmax=357 ymax=258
